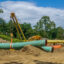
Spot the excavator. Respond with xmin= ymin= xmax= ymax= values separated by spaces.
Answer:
xmin=10 ymin=12 xmax=64 ymax=46
xmin=10 ymin=13 xmax=26 ymax=41
xmin=10 ymin=13 xmax=42 ymax=41
xmin=0 ymin=12 xmax=62 ymax=51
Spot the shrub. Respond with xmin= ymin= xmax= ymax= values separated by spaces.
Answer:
xmin=0 ymin=34 xmax=24 ymax=42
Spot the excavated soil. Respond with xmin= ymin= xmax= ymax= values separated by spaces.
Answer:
xmin=0 ymin=46 xmax=64 ymax=64
xmin=0 ymin=38 xmax=64 ymax=64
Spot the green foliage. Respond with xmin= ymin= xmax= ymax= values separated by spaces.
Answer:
xmin=21 ymin=23 xmax=35 ymax=38
xmin=0 ymin=34 xmax=23 ymax=42
xmin=0 ymin=14 xmax=64 ymax=40
xmin=34 ymin=16 xmax=56 ymax=38
xmin=56 ymin=27 xmax=64 ymax=39
xmin=0 ymin=18 xmax=7 ymax=34
xmin=6 ymin=20 xmax=17 ymax=37
xmin=48 ymin=28 xmax=57 ymax=39
xmin=0 ymin=9 xmax=3 ymax=13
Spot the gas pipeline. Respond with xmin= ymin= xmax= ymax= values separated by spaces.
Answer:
xmin=0 ymin=40 xmax=53 ymax=52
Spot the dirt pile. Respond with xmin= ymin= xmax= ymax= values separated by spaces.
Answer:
xmin=0 ymin=46 xmax=64 ymax=64
xmin=21 ymin=45 xmax=44 ymax=56
xmin=0 ymin=45 xmax=45 ymax=56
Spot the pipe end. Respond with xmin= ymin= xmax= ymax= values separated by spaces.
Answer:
xmin=51 ymin=47 xmax=54 ymax=52
xmin=45 ymin=40 xmax=47 ymax=46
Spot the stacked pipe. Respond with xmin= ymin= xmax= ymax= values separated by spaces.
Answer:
xmin=0 ymin=40 xmax=53 ymax=52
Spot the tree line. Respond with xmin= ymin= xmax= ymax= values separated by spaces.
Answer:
xmin=0 ymin=9 xmax=64 ymax=39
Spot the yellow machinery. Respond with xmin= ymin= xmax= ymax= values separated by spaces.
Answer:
xmin=10 ymin=13 xmax=64 ymax=44
xmin=10 ymin=13 xmax=26 ymax=41
xmin=28 ymin=35 xmax=42 ymax=41
xmin=10 ymin=13 xmax=42 ymax=41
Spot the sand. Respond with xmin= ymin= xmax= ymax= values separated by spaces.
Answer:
xmin=0 ymin=38 xmax=64 ymax=64
xmin=0 ymin=45 xmax=63 ymax=64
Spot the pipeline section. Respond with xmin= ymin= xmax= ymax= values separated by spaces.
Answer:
xmin=41 ymin=46 xmax=53 ymax=52
xmin=0 ymin=40 xmax=46 ymax=49
xmin=0 ymin=40 xmax=54 ymax=52
xmin=48 ymin=40 xmax=64 ymax=43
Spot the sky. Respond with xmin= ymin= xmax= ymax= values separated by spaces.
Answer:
xmin=0 ymin=0 xmax=64 ymax=9
xmin=0 ymin=0 xmax=64 ymax=27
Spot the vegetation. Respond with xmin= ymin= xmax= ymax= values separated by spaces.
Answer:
xmin=0 ymin=34 xmax=23 ymax=42
xmin=0 ymin=9 xmax=64 ymax=42
xmin=0 ymin=9 xmax=3 ymax=13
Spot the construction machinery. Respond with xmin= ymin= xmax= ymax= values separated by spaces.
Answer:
xmin=10 ymin=13 xmax=26 ymax=41
xmin=10 ymin=13 xmax=64 ymax=45
xmin=0 ymin=12 xmax=63 ymax=52
xmin=28 ymin=35 xmax=42 ymax=41
xmin=10 ymin=13 xmax=42 ymax=41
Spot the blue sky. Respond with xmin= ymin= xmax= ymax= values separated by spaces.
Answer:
xmin=0 ymin=0 xmax=64 ymax=27
xmin=0 ymin=0 xmax=64 ymax=9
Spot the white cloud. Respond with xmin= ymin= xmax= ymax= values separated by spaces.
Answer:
xmin=0 ymin=1 xmax=64 ymax=27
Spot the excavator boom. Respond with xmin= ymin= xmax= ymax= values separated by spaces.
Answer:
xmin=10 ymin=13 xmax=26 ymax=41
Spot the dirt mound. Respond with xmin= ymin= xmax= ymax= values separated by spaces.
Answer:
xmin=0 ymin=47 xmax=64 ymax=64
xmin=0 ymin=45 xmax=45 ymax=56
xmin=21 ymin=45 xmax=44 ymax=56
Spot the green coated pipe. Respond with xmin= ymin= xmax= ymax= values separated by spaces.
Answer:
xmin=41 ymin=46 xmax=54 ymax=52
xmin=0 ymin=40 xmax=47 ymax=49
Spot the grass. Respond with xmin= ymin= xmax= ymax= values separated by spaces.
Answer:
xmin=0 ymin=34 xmax=24 ymax=42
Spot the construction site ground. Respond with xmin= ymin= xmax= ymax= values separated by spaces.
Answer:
xmin=0 ymin=38 xmax=64 ymax=64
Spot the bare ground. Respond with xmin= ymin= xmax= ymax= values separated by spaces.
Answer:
xmin=0 ymin=38 xmax=64 ymax=64
xmin=0 ymin=46 xmax=63 ymax=64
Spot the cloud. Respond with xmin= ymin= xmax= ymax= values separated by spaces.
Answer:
xmin=0 ymin=1 xmax=64 ymax=27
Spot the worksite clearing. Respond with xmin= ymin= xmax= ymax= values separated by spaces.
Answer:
xmin=0 ymin=38 xmax=64 ymax=64
xmin=0 ymin=13 xmax=64 ymax=64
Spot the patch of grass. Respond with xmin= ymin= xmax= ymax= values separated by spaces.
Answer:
xmin=0 ymin=34 xmax=24 ymax=42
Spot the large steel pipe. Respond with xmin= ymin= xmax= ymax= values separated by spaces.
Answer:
xmin=48 ymin=40 xmax=64 ymax=43
xmin=41 ymin=46 xmax=54 ymax=52
xmin=0 ymin=40 xmax=47 ymax=49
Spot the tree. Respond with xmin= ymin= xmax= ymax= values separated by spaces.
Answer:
xmin=39 ymin=16 xmax=56 ymax=31
xmin=7 ymin=20 xmax=17 ymax=37
xmin=21 ymin=23 xmax=35 ymax=38
xmin=48 ymin=28 xmax=57 ymax=39
xmin=34 ymin=16 xmax=56 ymax=38
xmin=0 ymin=18 xmax=7 ymax=34
xmin=56 ymin=27 xmax=64 ymax=39
xmin=0 ymin=9 xmax=3 ymax=13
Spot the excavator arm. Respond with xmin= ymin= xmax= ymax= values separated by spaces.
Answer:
xmin=10 ymin=13 xmax=26 ymax=41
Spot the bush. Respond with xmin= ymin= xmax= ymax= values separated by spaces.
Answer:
xmin=0 ymin=34 xmax=24 ymax=42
